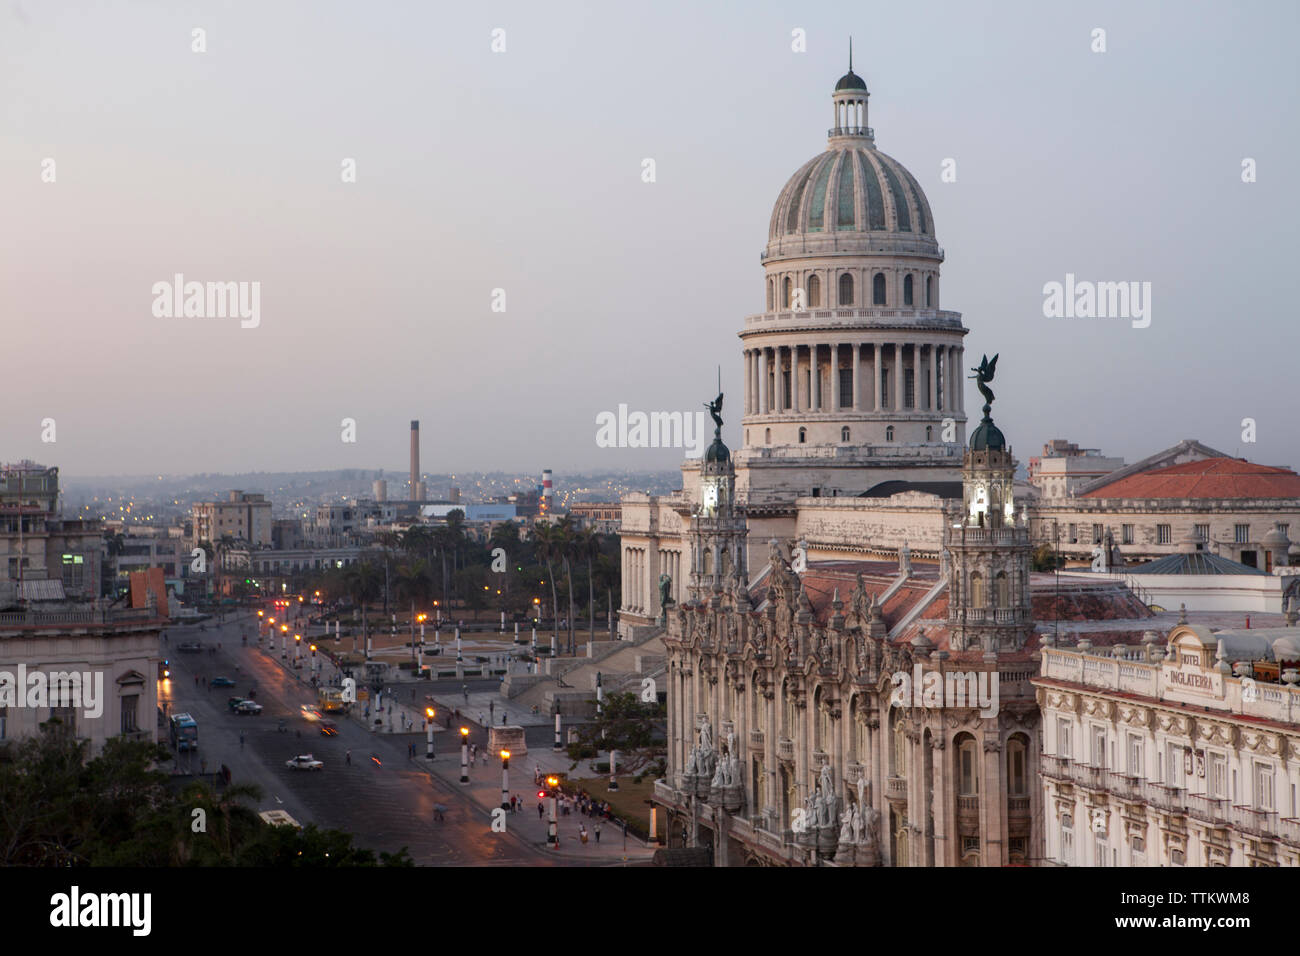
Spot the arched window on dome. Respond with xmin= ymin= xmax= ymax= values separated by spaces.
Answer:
xmin=904 ymin=274 xmax=914 ymax=306
xmin=838 ymin=273 xmax=854 ymax=306
xmin=885 ymin=426 xmax=894 ymax=441
xmin=782 ymin=277 xmax=792 ymax=310
xmin=841 ymin=426 xmax=850 ymax=442
xmin=798 ymin=427 xmax=807 ymax=444
xmin=873 ymin=272 xmax=886 ymax=305
xmin=767 ymin=279 xmax=774 ymax=311
xmin=807 ymin=274 xmax=821 ymax=308
xmin=926 ymin=276 xmax=933 ymax=308
xmin=764 ymin=428 xmax=771 ymax=445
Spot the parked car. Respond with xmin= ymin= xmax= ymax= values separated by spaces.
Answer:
xmin=177 ymin=641 xmax=203 ymax=652
xmin=210 ymin=676 xmax=236 ymax=688
xmin=235 ymin=700 xmax=263 ymax=715
xmin=285 ymin=754 xmax=323 ymax=770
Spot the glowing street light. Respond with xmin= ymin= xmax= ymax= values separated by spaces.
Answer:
xmin=460 ymin=726 xmax=470 ymax=783
xmin=500 ymin=750 xmax=511 ymax=810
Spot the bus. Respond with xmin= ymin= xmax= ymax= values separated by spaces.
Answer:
xmin=169 ymin=712 xmax=198 ymax=752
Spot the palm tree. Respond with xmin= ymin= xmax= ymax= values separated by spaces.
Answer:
xmin=345 ymin=562 xmax=381 ymax=655
xmin=396 ymin=560 xmax=434 ymax=663
xmin=579 ymin=527 xmax=602 ymax=642
xmin=375 ymin=531 xmax=402 ymax=616
xmin=531 ymin=522 xmax=561 ymax=649
xmin=555 ymin=516 xmax=578 ymax=655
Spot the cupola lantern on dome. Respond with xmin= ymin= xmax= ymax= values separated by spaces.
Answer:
xmin=830 ymin=39 xmax=872 ymax=146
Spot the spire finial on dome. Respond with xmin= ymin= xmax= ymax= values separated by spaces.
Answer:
xmin=849 ymin=36 xmax=853 ymax=72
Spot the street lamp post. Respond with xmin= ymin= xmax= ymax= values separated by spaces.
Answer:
xmin=546 ymin=775 xmax=559 ymax=848
xmin=280 ymin=624 xmax=288 ymax=658
xmin=500 ymin=750 xmax=510 ymax=810
xmin=310 ymin=643 xmax=317 ymax=682
xmin=459 ymin=726 xmax=469 ymax=783
xmin=554 ymin=711 xmax=562 ymax=751
xmin=426 ymin=707 xmax=436 ymax=760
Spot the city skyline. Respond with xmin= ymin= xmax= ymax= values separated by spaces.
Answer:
xmin=3 ymin=0 xmax=1296 ymax=476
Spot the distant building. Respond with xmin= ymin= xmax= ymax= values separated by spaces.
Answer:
xmin=0 ymin=461 xmax=103 ymax=605
xmin=191 ymin=490 xmax=272 ymax=547
xmin=1027 ymin=439 xmax=1125 ymax=499
xmin=1037 ymin=621 xmax=1300 ymax=866
xmin=569 ymin=502 xmax=621 ymax=535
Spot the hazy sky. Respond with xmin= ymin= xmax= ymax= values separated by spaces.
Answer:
xmin=3 ymin=0 xmax=1297 ymax=478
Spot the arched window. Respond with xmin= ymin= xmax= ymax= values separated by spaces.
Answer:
xmin=1007 ymin=734 xmax=1029 ymax=796
xmin=841 ymin=426 xmax=850 ymax=442
xmin=838 ymin=272 xmax=854 ymax=305
xmin=926 ymin=275 xmax=933 ymax=307
xmin=926 ymin=425 xmax=933 ymax=441
xmin=995 ymin=571 xmax=1009 ymax=607
xmin=970 ymin=572 xmax=985 ymax=608
xmin=798 ymin=427 xmax=807 ymax=444
xmin=767 ymin=279 xmax=774 ymax=311
xmin=807 ymin=274 xmax=821 ymax=308
xmin=872 ymin=272 xmax=886 ymax=305
xmin=764 ymin=428 xmax=771 ymax=445
xmin=782 ymin=277 xmax=792 ymax=309
xmin=885 ymin=426 xmax=894 ymax=441
xmin=904 ymin=274 xmax=914 ymax=305
xmin=957 ymin=735 xmax=979 ymax=796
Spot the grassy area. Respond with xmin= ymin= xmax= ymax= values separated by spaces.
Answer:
xmin=565 ymin=774 xmax=664 ymax=842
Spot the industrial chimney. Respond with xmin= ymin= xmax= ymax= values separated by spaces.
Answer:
xmin=410 ymin=420 xmax=420 ymax=501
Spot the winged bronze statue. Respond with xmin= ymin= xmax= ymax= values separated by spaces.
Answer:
xmin=705 ymin=392 xmax=724 ymax=436
xmin=970 ymin=354 xmax=998 ymax=412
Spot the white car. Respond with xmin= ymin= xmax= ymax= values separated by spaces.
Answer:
xmin=285 ymin=754 xmax=323 ymax=770
xmin=235 ymin=700 xmax=263 ymax=715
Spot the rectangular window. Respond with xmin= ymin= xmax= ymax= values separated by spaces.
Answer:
xmin=50 ymin=706 xmax=77 ymax=737
xmin=1095 ymin=837 xmax=1109 ymax=867
xmin=1092 ymin=524 xmax=1103 ymax=544
xmin=880 ymin=369 xmax=890 ymax=408
xmin=1060 ymin=824 xmax=1074 ymax=866
xmin=904 ymin=368 xmax=915 ymax=409
xmin=839 ymin=368 xmax=853 ymax=408
xmin=1210 ymin=753 xmax=1227 ymax=799
xmin=1127 ymin=734 xmax=1143 ymax=777
xmin=121 ymin=694 xmax=139 ymax=734
xmin=1122 ymin=524 xmax=1134 ymax=545
xmin=1255 ymin=763 xmax=1275 ymax=811
xmin=1157 ymin=524 xmax=1171 ymax=545
xmin=1058 ymin=718 xmax=1072 ymax=758
xmin=1068 ymin=523 xmax=1078 ymax=543
xmin=61 ymin=553 xmax=86 ymax=590
xmin=1195 ymin=523 xmax=1210 ymax=543
xmin=1235 ymin=524 xmax=1250 ymax=544
xmin=1166 ymin=742 xmax=1182 ymax=787
xmin=1091 ymin=726 xmax=1106 ymax=768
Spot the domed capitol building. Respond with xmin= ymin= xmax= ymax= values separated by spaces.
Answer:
xmin=621 ymin=63 xmax=1300 ymax=867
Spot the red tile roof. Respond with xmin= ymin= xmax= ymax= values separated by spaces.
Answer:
xmin=1080 ymin=457 xmax=1300 ymax=500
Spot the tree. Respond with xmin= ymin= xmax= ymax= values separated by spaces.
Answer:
xmin=345 ymin=562 xmax=381 ymax=653
xmin=565 ymin=692 xmax=663 ymax=774
xmin=531 ymin=522 xmax=562 ymax=649
xmin=555 ymin=516 xmax=578 ymax=655
xmin=396 ymin=559 xmax=434 ymax=662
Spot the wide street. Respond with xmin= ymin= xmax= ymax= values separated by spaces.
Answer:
xmin=158 ymin=610 xmax=564 ymax=866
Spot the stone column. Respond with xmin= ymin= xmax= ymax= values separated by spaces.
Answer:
xmin=762 ymin=348 xmax=771 ymax=414
xmin=743 ymin=350 xmax=751 ymax=415
xmin=774 ymin=347 xmax=784 ymax=414
xmin=956 ymin=347 xmax=965 ymax=414
xmin=785 ymin=348 xmax=795 ymax=416
xmin=927 ymin=344 xmax=938 ymax=412
xmin=895 ymin=343 xmax=906 ymax=412
xmin=851 ymin=343 xmax=861 ymax=411
xmin=810 ymin=343 xmax=819 ymax=412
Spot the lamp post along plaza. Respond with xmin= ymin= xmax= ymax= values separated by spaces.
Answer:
xmin=554 ymin=711 xmax=562 ymax=751
xmin=500 ymin=751 xmax=510 ymax=811
xmin=425 ymin=708 xmax=436 ymax=760
xmin=546 ymin=775 xmax=559 ymax=848
xmin=459 ymin=726 xmax=469 ymax=783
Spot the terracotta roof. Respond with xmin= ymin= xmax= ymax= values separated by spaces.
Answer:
xmin=1079 ymin=457 xmax=1300 ymax=500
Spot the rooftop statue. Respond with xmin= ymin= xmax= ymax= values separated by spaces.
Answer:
xmin=970 ymin=353 xmax=998 ymax=414
xmin=705 ymin=392 xmax=724 ymax=438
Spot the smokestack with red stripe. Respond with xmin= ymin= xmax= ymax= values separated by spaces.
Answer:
xmin=542 ymin=469 xmax=553 ymax=512
xmin=410 ymin=420 xmax=420 ymax=501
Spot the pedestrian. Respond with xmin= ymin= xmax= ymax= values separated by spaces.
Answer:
xmin=463 ymin=684 xmax=469 ymax=702
xmin=510 ymin=795 xmax=517 ymax=812
xmin=595 ymin=823 xmax=601 ymax=843
xmin=346 ymin=749 xmax=351 ymax=765
xmin=580 ymin=825 xmax=587 ymax=844
xmin=538 ymin=802 xmax=544 ymax=819
xmin=479 ymin=711 xmax=485 ymax=726
xmin=239 ymin=731 xmax=245 ymax=749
